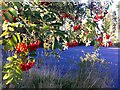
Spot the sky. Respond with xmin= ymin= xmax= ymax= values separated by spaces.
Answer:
xmin=80 ymin=0 xmax=120 ymax=11
xmin=23 ymin=0 xmax=120 ymax=11
xmin=109 ymin=0 xmax=120 ymax=11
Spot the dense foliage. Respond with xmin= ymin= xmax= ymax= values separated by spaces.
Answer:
xmin=0 ymin=1 xmax=113 ymax=85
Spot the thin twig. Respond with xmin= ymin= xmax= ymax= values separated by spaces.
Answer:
xmin=88 ymin=79 xmax=99 ymax=88
xmin=18 ymin=16 xmax=32 ymax=37
xmin=83 ymin=61 xmax=95 ymax=87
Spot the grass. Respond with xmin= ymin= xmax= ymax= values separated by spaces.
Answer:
xmin=2 ymin=52 xmax=116 ymax=88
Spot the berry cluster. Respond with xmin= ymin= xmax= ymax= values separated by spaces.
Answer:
xmin=20 ymin=61 xmax=35 ymax=71
xmin=97 ymin=34 xmax=113 ymax=47
xmin=73 ymin=25 xmax=81 ymax=31
xmin=16 ymin=43 xmax=28 ymax=53
xmin=97 ymin=37 xmax=103 ymax=43
xmin=106 ymin=34 xmax=110 ymax=39
xmin=93 ymin=14 xmax=103 ymax=22
xmin=16 ymin=41 xmax=40 ymax=71
xmin=16 ymin=41 xmax=40 ymax=53
xmin=28 ymin=41 xmax=41 ymax=52
xmin=66 ymin=40 xmax=78 ymax=47
xmin=100 ymin=41 xmax=112 ymax=47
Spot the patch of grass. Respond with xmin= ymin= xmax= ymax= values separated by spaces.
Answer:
xmin=2 ymin=52 xmax=115 ymax=88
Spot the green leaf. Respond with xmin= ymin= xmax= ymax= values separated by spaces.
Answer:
xmin=12 ymin=35 xmax=17 ymax=44
xmin=8 ymin=8 xmax=18 ymax=17
xmin=43 ymin=14 xmax=50 ymax=20
xmin=0 ymin=30 xmax=9 ymax=37
xmin=4 ymin=63 xmax=13 ymax=69
xmin=12 ymin=79 xmax=17 ymax=85
xmin=4 ymin=43 xmax=13 ymax=51
xmin=10 ymin=23 xmax=19 ymax=27
xmin=13 ymin=54 xmax=18 ymax=59
xmin=16 ymin=67 xmax=22 ymax=75
xmin=2 ymin=17 xmax=5 ymax=24
xmin=3 ymin=74 xmax=10 ymax=80
xmin=3 ymin=12 xmax=13 ymax=22
xmin=8 ymin=38 xmax=16 ymax=47
xmin=46 ymin=17 xmax=56 ymax=22
xmin=33 ymin=11 xmax=41 ymax=18
xmin=7 ymin=57 xmax=14 ymax=61
xmin=24 ymin=5 xmax=30 ymax=10
xmin=54 ymin=31 xmax=66 ymax=39
xmin=29 ymin=51 xmax=37 ymax=57
xmin=16 ymin=33 xmax=21 ymax=43
xmin=29 ymin=53 xmax=37 ymax=57
xmin=8 ymin=27 xmax=14 ymax=31
xmin=17 ymin=58 xmax=22 ymax=63
xmin=13 ymin=2 xmax=22 ymax=9
xmin=52 ymin=37 xmax=59 ymax=50
xmin=34 ymin=0 xmax=39 ymax=4
xmin=1 ymin=39 xmax=7 ymax=45
xmin=50 ymin=23 xmax=62 ymax=26
xmin=2 ymin=3 xmax=8 ymax=10
xmin=0 ymin=40 xmax=2 ymax=45
xmin=50 ymin=9 xmax=60 ymax=17
xmin=6 ymin=77 xmax=13 ymax=85
xmin=42 ymin=25 xmax=50 ymax=31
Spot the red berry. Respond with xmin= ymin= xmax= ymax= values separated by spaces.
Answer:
xmin=108 ymin=41 xmax=112 ymax=47
xmin=67 ymin=14 xmax=71 ymax=18
xmin=20 ymin=61 xmax=35 ymax=71
xmin=100 ymin=43 xmax=104 ymax=47
xmin=66 ymin=41 xmax=78 ymax=48
xmin=73 ymin=25 xmax=81 ymax=31
xmin=100 ymin=11 xmax=102 ymax=14
xmin=72 ymin=40 xmax=78 ymax=47
xmin=2 ymin=10 xmax=7 ymax=13
xmin=2 ymin=14 xmax=9 ymax=22
xmin=93 ymin=18 xmax=99 ymax=22
xmin=62 ymin=14 xmax=67 ymax=19
xmin=94 ymin=14 xmax=103 ymax=22
xmin=99 ymin=16 xmax=103 ymax=19
xmin=20 ymin=62 xmax=26 ymax=71
xmin=75 ymin=15 xmax=78 ymax=20
xmin=13 ymin=17 xmax=17 ymax=22
xmin=66 ymin=42 xmax=71 ymax=47
xmin=106 ymin=34 xmax=110 ymax=39
xmin=95 ymin=14 xmax=99 ymax=19
xmin=28 ymin=41 xmax=40 ymax=52
xmin=27 ymin=62 xmax=34 ymax=68
xmin=25 ymin=65 xmax=30 ymax=70
xmin=97 ymin=37 xmax=103 ymax=43
xmin=77 ymin=25 xmax=81 ymax=29
xmin=4 ymin=18 xmax=9 ymax=22
xmin=16 ymin=43 xmax=28 ymax=53
xmin=85 ymin=31 xmax=89 ymax=35
xmin=73 ymin=26 xmax=78 ymax=31
xmin=62 ymin=13 xmax=70 ymax=19
xmin=62 ymin=14 xmax=74 ymax=20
